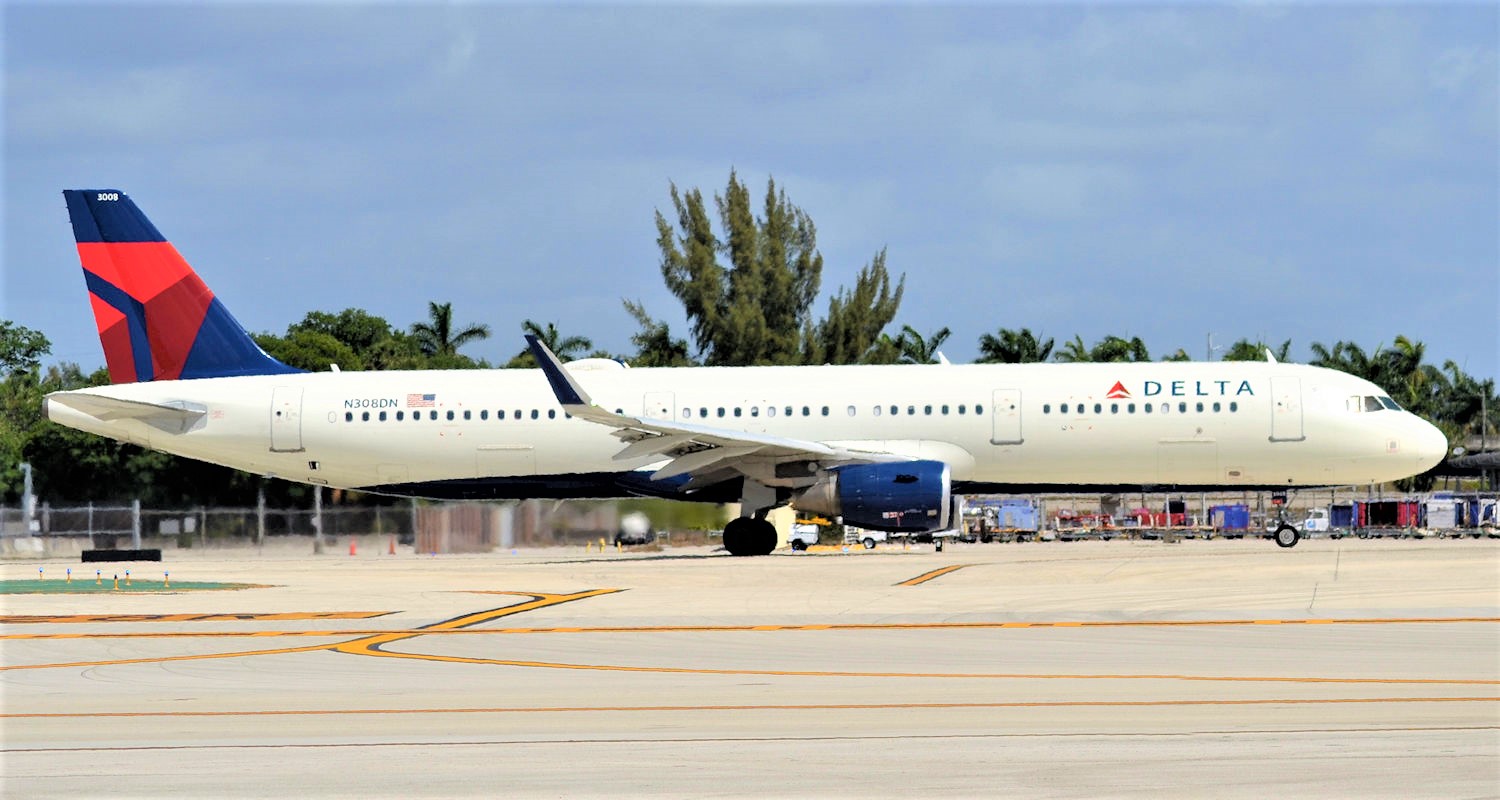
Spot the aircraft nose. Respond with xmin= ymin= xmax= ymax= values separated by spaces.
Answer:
xmin=1410 ymin=417 xmax=1449 ymax=471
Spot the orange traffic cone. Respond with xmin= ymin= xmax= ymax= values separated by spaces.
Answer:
xmin=388 ymin=536 xmax=396 ymax=555
xmin=349 ymin=539 xmax=357 ymax=556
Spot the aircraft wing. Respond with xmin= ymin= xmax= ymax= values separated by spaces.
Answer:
xmin=526 ymin=336 xmax=903 ymax=488
xmin=45 ymin=391 xmax=207 ymax=433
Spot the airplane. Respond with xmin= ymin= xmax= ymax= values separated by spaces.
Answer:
xmin=44 ymin=189 xmax=1449 ymax=554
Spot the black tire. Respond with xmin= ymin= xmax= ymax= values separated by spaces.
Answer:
xmin=790 ymin=539 xmax=806 ymax=552
xmin=862 ymin=537 xmax=876 ymax=550
xmin=1274 ymin=523 xmax=1300 ymax=549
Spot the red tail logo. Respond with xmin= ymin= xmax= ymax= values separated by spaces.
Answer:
xmin=1106 ymin=381 xmax=1130 ymax=399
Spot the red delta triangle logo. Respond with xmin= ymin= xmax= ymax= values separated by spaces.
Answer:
xmin=1105 ymin=381 xmax=1130 ymax=399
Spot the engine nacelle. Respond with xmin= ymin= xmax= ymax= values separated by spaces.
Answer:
xmin=794 ymin=460 xmax=951 ymax=533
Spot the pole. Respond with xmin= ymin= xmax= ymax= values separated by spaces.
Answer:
xmin=20 ymin=462 xmax=34 ymax=530
xmin=131 ymin=499 xmax=141 ymax=549
xmin=313 ymin=486 xmax=324 ymax=554
xmin=256 ymin=484 xmax=266 ymax=549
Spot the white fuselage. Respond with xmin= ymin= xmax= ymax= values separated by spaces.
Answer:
xmin=46 ymin=360 xmax=1448 ymax=498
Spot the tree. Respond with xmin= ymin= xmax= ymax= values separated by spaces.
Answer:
xmin=651 ymin=170 xmax=903 ymax=366
xmin=506 ymin=320 xmax=595 ymax=368
xmin=0 ymin=321 xmax=49 ymax=375
xmin=410 ymin=301 xmax=491 ymax=358
xmin=1052 ymin=335 xmax=1150 ymax=363
xmin=977 ymin=328 xmax=1054 ymax=363
xmin=253 ymin=330 xmax=363 ymax=372
xmin=1160 ymin=348 xmax=1192 ymax=362
xmin=1223 ymin=338 xmax=1293 ymax=362
xmin=622 ymin=300 xmax=693 ymax=367
xmin=895 ymin=325 xmax=951 ymax=365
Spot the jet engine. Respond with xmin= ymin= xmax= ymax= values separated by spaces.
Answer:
xmin=793 ymin=460 xmax=951 ymax=532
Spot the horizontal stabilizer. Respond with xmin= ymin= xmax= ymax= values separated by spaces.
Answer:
xmin=46 ymin=391 xmax=206 ymax=433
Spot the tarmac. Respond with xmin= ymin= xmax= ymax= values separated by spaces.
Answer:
xmin=2 ymin=538 xmax=1497 ymax=798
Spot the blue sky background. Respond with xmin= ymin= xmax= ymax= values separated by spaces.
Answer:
xmin=4 ymin=3 xmax=1496 ymax=378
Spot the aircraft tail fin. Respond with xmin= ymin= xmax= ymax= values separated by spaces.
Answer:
xmin=62 ymin=190 xmax=300 ymax=383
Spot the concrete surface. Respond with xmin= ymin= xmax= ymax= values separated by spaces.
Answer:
xmin=2 ymin=539 xmax=1497 ymax=798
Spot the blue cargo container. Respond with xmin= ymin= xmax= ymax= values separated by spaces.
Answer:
xmin=1209 ymin=504 xmax=1250 ymax=530
xmin=1329 ymin=504 xmax=1356 ymax=528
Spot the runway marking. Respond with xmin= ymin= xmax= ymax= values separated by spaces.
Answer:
xmin=5 ymin=615 xmax=1495 ymax=640
xmin=5 ymin=697 xmax=1496 ymax=722
xmin=0 ymin=590 xmax=617 ymax=673
xmin=10 ymin=724 xmax=1499 ymax=754
xmin=896 ymin=565 xmax=968 ymax=586
xmin=4 ymin=592 xmax=1495 ymax=688
xmin=0 ymin=612 xmax=390 ymax=624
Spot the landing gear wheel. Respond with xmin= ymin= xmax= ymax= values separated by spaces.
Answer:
xmin=723 ymin=517 xmax=777 ymax=556
xmin=1273 ymin=523 xmax=1300 ymax=549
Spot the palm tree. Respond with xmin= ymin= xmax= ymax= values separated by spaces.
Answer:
xmin=410 ymin=301 xmax=491 ymax=357
xmin=508 ymin=320 xmax=594 ymax=367
xmin=1223 ymin=338 xmax=1292 ymax=362
xmin=896 ymin=325 xmax=951 ymax=365
xmin=1053 ymin=334 xmax=1091 ymax=363
xmin=977 ymin=327 xmax=1054 ymax=363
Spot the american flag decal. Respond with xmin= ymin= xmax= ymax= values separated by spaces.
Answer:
xmin=406 ymin=393 xmax=436 ymax=407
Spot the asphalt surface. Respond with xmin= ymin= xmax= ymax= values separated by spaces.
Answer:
xmin=3 ymin=538 xmax=1497 ymax=798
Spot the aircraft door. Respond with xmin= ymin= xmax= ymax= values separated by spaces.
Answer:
xmin=1269 ymin=377 xmax=1304 ymax=442
xmin=990 ymin=389 xmax=1023 ymax=445
xmin=644 ymin=392 xmax=675 ymax=421
xmin=270 ymin=386 xmax=304 ymax=452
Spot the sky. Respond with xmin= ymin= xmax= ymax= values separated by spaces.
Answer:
xmin=4 ymin=3 xmax=1497 ymax=379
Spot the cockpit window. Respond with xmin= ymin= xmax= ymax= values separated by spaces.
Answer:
xmin=1378 ymin=396 xmax=1402 ymax=411
xmin=1364 ymin=396 xmax=1384 ymax=412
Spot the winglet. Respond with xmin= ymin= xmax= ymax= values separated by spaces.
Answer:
xmin=526 ymin=334 xmax=592 ymax=407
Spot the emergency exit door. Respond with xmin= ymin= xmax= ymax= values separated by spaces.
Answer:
xmin=1269 ymin=376 xmax=1304 ymax=442
xmin=991 ymin=389 xmax=1023 ymax=445
xmin=270 ymin=386 xmax=304 ymax=452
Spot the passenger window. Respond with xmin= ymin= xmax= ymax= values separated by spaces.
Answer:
xmin=821 ymin=406 xmax=830 ymax=416
xmin=345 ymin=412 xmax=353 ymax=422
xmin=1110 ymin=403 xmax=1118 ymax=414
xmin=513 ymin=410 xmax=521 ymax=419
xmin=379 ymin=411 xmax=387 ymax=421
xmin=1161 ymin=403 xmax=1170 ymax=415
xmin=802 ymin=406 xmax=811 ymax=416
xmin=941 ymin=405 xmax=949 ymax=415
xmin=683 ymin=408 xmax=692 ymax=418
xmin=397 ymin=411 xmax=405 ymax=421
xmin=1212 ymin=402 xmax=1220 ymax=413
xmin=548 ymin=410 xmax=556 ymax=419
xmin=446 ymin=410 xmax=455 ymax=421
xmin=767 ymin=406 xmax=777 ymax=417
xmin=701 ymin=407 xmax=709 ymax=418
xmin=1093 ymin=403 xmax=1102 ymax=414
xmin=498 ymin=410 xmax=506 ymax=420
xmin=847 ymin=405 xmax=856 ymax=416
xmin=784 ymin=406 xmax=793 ymax=417
xmin=463 ymin=410 xmax=471 ymax=420
xmin=750 ymin=407 xmax=759 ymax=417
xmin=361 ymin=411 xmax=370 ymax=421
xmin=1060 ymin=403 xmax=1069 ymax=414
xmin=924 ymin=405 xmax=932 ymax=415
xmin=890 ymin=405 xmax=899 ymax=415
xmin=907 ymin=405 xmax=916 ymax=415
xmin=873 ymin=406 xmax=882 ymax=416
xmin=530 ymin=410 xmax=538 ymax=420
xmin=1230 ymin=402 xmax=1238 ymax=412
xmin=1195 ymin=402 xmax=1203 ymax=413
xmin=958 ymin=405 xmax=966 ymax=415
xmin=734 ymin=407 xmax=742 ymax=417
xmin=1178 ymin=402 xmax=1187 ymax=414
xmin=1128 ymin=403 xmax=1136 ymax=413
xmin=717 ymin=407 xmax=726 ymax=418
xmin=479 ymin=410 xmax=487 ymax=420
xmin=1144 ymin=403 xmax=1153 ymax=414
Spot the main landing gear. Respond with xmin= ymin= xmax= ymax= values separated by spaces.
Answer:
xmin=723 ymin=517 xmax=777 ymax=556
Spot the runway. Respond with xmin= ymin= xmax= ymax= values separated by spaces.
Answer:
xmin=3 ymin=539 xmax=1497 ymax=798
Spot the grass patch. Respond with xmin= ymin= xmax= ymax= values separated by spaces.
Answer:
xmin=0 ymin=578 xmax=263 ymax=594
